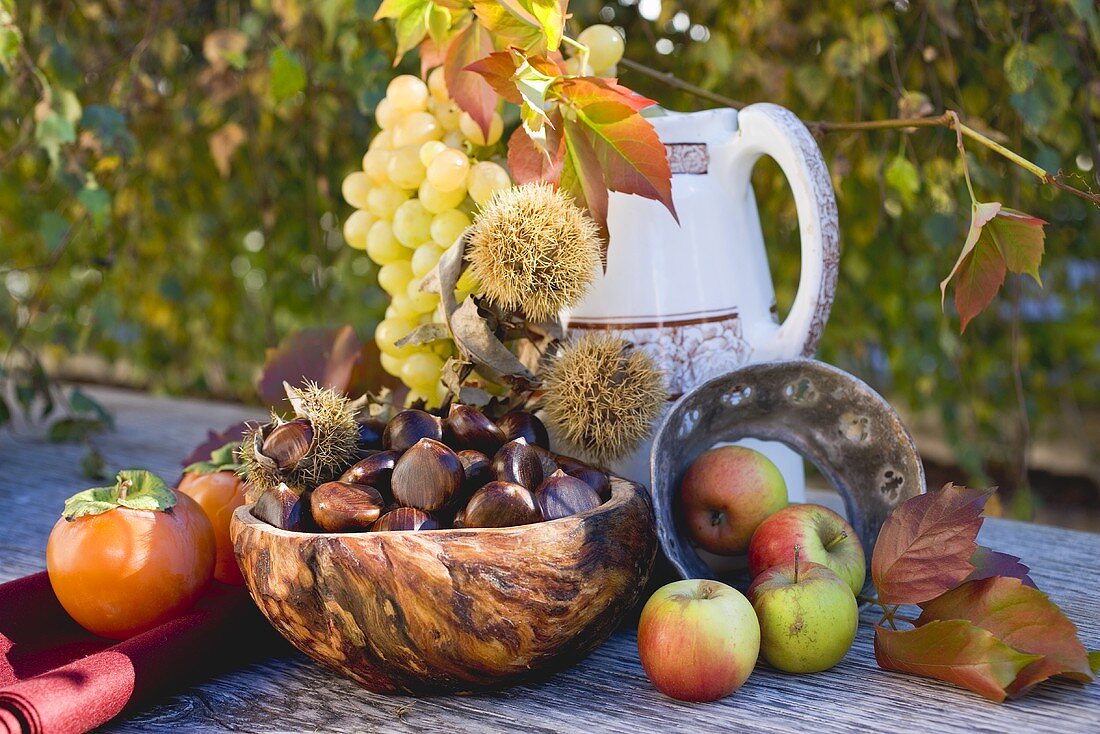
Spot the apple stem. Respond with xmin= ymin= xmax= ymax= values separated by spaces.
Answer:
xmin=793 ymin=545 xmax=801 ymax=584
xmin=824 ymin=530 xmax=848 ymax=551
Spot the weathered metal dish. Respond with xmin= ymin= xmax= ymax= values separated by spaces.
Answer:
xmin=231 ymin=477 xmax=656 ymax=694
xmin=650 ymin=359 xmax=925 ymax=586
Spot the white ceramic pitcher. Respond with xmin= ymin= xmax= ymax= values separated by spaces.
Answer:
xmin=563 ymin=104 xmax=840 ymax=499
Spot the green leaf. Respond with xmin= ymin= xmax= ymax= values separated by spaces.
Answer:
xmin=269 ymin=47 xmax=306 ymax=102
xmin=1090 ymin=651 xmax=1100 ymax=675
xmin=375 ymin=0 xmax=433 ymax=62
xmin=885 ymin=155 xmax=920 ymax=206
xmin=70 ymin=387 xmax=115 ymax=428
xmin=1003 ymin=43 xmax=1038 ymax=94
xmin=63 ymin=469 xmax=176 ymax=520
xmin=80 ymin=106 xmax=135 ymax=157
xmin=183 ymin=441 xmax=243 ymax=475
xmin=48 ymin=417 xmax=109 ymax=443
xmin=81 ymin=447 xmax=108 ymax=481
xmin=78 ymin=183 xmax=111 ymax=230
xmin=35 ymin=112 xmax=76 ymax=168
xmin=37 ymin=211 xmax=69 ymax=252
xmin=0 ymin=25 xmax=20 ymax=74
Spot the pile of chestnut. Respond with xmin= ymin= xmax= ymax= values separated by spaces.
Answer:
xmin=253 ymin=406 xmax=611 ymax=533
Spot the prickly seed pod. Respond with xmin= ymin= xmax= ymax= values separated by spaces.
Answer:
xmin=540 ymin=334 xmax=668 ymax=466
xmin=240 ymin=382 xmax=360 ymax=498
xmin=465 ymin=183 xmax=602 ymax=322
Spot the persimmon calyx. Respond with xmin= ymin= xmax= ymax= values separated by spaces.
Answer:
xmin=182 ymin=441 xmax=243 ymax=476
xmin=63 ymin=469 xmax=176 ymax=520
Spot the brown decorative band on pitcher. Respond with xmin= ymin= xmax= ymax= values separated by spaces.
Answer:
xmin=665 ymin=143 xmax=708 ymax=175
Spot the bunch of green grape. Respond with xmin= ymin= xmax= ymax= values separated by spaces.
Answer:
xmin=341 ymin=70 xmax=512 ymax=406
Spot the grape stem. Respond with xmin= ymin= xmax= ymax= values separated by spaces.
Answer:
xmin=619 ymin=56 xmax=1100 ymax=207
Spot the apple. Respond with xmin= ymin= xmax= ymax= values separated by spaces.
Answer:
xmin=636 ymin=579 xmax=760 ymax=702
xmin=747 ymin=503 xmax=866 ymax=595
xmin=747 ymin=552 xmax=859 ymax=673
xmin=678 ymin=446 xmax=788 ymax=555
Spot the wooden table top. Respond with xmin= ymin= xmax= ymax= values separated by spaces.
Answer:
xmin=2 ymin=386 xmax=1098 ymax=733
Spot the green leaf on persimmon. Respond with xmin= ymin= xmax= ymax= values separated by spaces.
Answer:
xmin=874 ymin=620 xmax=1040 ymax=703
xmin=871 ymin=483 xmax=992 ymax=605
xmin=940 ymin=201 xmax=1046 ymax=333
xmin=63 ymin=469 xmax=177 ymax=520
xmin=916 ymin=577 xmax=1094 ymax=696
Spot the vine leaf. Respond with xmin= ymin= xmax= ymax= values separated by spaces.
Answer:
xmin=940 ymin=201 xmax=1046 ymax=333
xmin=965 ymin=546 xmax=1035 ymax=588
xmin=375 ymin=0 xmax=433 ymax=63
xmin=508 ymin=122 xmax=564 ymax=184
xmin=180 ymin=422 xmax=250 ymax=469
xmin=874 ymin=620 xmax=1040 ymax=703
xmin=871 ymin=483 xmax=992 ymax=605
xmin=444 ymin=19 xmax=496 ymax=137
xmin=471 ymin=0 xmax=565 ymax=53
xmin=1090 ymin=651 xmax=1100 ymax=675
xmin=258 ymin=325 xmax=392 ymax=408
xmin=917 ymin=577 xmax=1094 ymax=696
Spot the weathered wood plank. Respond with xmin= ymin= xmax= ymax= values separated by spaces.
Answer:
xmin=1 ymin=387 xmax=1098 ymax=733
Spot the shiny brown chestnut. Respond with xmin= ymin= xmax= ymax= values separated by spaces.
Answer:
xmin=496 ymin=410 xmax=550 ymax=449
xmin=390 ymin=438 xmax=465 ymax=511
xmin=371 ymin=507 xmax=441 ymax=532
xmin=262 ymin=419 xmax=313 ymax=469
xmin=310 ymin=481 xmax=385 ymax=532
xmin=535 ymin=470 xmax=602 ymax=521
xmin=463 ymin=480 xmax=541 ymax=528
xmin=356 ymin=418 xmax=386 ymax=454
xmin=383 ymin=409 xmax=444 ymax=453
xmin=445 ymin=404 xmax=506 ymax=454
xmin=555 ymin=455 xmax=611 ymax=502
xmin=491 ymin=438 xmax=545 ymax=490
xmin=339 ymin=450 xmax=400 ymax=492
xmin=252 ymin=482 xmax=308 ymax=531
xmin=457 ymin=449 xmax=491 ymax=489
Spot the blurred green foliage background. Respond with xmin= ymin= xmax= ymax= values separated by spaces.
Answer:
xmin=2 ymin=0 xmax=1099 ymax=503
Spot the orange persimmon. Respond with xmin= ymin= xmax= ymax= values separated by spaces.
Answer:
xmin=179 ymin=468 xmax=247 ymax=585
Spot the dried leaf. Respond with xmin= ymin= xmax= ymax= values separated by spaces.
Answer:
xmin=258 ymin=325 xmax=392 ymax=408
xmin=875 ymin=620 xmax=1040 ymax=703
xmin=965 ymin=546 xmax=1036 ymax=588
xmin=871 ymin=483 xmax=993 ymax=605
xmin=394 ymin=322 xmax=451 ymax=348
xmin=209 ymin=122 xmax=246 ymax=177
xmin=450 ymin=297 xmax=536 ymax=384
xmin=917 ymin=577 xmax=1094 ymax=695
xmin=444 ymin=20 xmax=496 ymax=138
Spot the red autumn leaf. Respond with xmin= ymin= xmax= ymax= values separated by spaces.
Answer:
xmin=871 ymin=483 xmax=993 ymax=605
xmin=508 ymin=121 xmax=564 ymax=185
xmin=257 ymin=324 xmax=392 ymax=408
xmin=874 ymin=620 xmax=1041 ymax=703
xmin=444 ymin=20 xmax=497 ymax=138
xmin=916 ymin=577 xmax=1094 ymax=696
xmin=466 ymin=51 xmax=523 ymax=104
xmin=179 ymin=421 xmax=250 ymax=470
xmin=560 ymin=118 xmax=610 ymax=245
xmin=418 ymin=37 xmax=447 ymax=77
xmin=940 ymin=201 xmax=1047 ymax=333
xmin=965 ymin=546 xmax=1036 ymax=588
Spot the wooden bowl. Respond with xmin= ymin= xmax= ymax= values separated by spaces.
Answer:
xmin=230 ymin=477 xmax=656 ymax=694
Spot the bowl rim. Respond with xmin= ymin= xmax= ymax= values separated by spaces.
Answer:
xmin=233 ymin=474 xmax=643 ymax=539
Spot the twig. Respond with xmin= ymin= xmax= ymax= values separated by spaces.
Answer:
xmin=618 ymin=57 xmax=746 ymax=110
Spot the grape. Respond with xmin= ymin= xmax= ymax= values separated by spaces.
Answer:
xmin=418 ymin=140 xmax=447 ymax=167
xmin=386 ymin=75 xmax=430 ymax=113
xmin=366 ymin=184 xmax=411 ymax=219
xmin=431 ymin=100 xmax=462 ymax=132
xmin=341 ymin=171 xmax=372 ymax=209
xmin=342 ymin=209 xmax=374 ymax=250
xmin=362 ymin=149 xmax=391 ymax=185
xmin=430 ymin=209 xmax=471 ymax=247
xmin=392 ymin=199 xmax=433 ymax=247
xmin=380 ymin=353 xmax=404 ymax=378
xmin=467 ymin=161 xmax=512 ymax=205
xmin=411 ymin=243 xmax=444 ymax=277
xmin=389 ymin=292 xmax=419 ymax=319
xmin=400 ymin=352 xmax=445 ymax=392
xmin=393 ymin=111 xmax=443 ymax=148
xmin=366 ymin=220 xmax=407 ymax=264
xmin=418 ymin=179 xmax=466 ymax=214
xmin=442 ymin=130 xmax=466 ymax=149
xmin=563 ymin=57 xmax=595 ymax=76
xmin=459 ymin=111 xmax=504 ymax=147
xmin=378 ymin=260 xmax=414 ymax=296
xmin=374 ymin=98 xmax=401 ymax=130
xmin=375 ymin=316 xmax=418 ymax=357
xmin=428 ymin=67 xmax=449 ymax=103
xmin=386 ymin=145 xmax=427 ymax=189
xmin=426 ymin=149 xmax=471 ymax=192
xmin=578 ymin=25 xmax=625 ymax=72
xmin=596 ymin=64 xmax=618 ymax=78
xmin=405 ymin=278 xmax=440 ymax=314
xmin=369 ymin=129 xmax=394 ymax=151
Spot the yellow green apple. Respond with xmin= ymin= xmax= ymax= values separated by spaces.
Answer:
xmin=636 ymin=579 xmax=760 ymax=702
xmin=747 ymin=503 xmax=866 ymax=594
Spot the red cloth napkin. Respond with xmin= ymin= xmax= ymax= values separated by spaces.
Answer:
xmin=0 ymin=572 xmax=282 ymax=734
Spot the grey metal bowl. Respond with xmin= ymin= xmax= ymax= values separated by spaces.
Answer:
xmin=649 ymin=359 xmax=925 ymax=583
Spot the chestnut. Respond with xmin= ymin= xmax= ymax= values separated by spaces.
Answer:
xmin=491 ymin=438 xmax=545 ymax=490
xmin=555 ymin=456 xmax=611 ymax=502
xmin=252 ymin=482 xmax=308 ymax=531
xmin=445 ymin=404 xmax=506 ymax=454
xmin=457 ymin=449 xmax=491 ymax=491
xmin=310 ymin=481 xmax=385 ymax=532
xmin=451 ymin=507 xmax=466 ymax=529
xmin=390 ymin=438 xmax=465 ymax=511
xmin=372 ymin=507 xmax=441 ymax=532
xmin=383 ymin=409 xmax=444 ymax=452
xmin=356 ymin=418 xmax=386 ymax=454
xmin=340 ymin=450 xmax=400 ymax=492
xmin=535 ymin=470 xmax=602 ymax=521
xmin=262 ymin=419 xmax=313 ymax=470
xmin=496 ymin=410 xmax=550 ymax=449
xmin=463 ymin=481 xmax=541 ymax=528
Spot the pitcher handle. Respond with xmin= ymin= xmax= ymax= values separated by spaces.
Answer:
xmin=720 ymin=103 xmax=840 ymax=358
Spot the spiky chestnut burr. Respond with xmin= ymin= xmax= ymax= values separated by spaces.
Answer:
xmin=540 ymin=334 xmax=668 ymax=466
xmin=240 ymin=382 xmax=360 ymax=498
xmin=465 ymin=183 xmax=602 ymax=322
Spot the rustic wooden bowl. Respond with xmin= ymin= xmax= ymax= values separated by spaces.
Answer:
xmin=230 ymin=477 xmax=656 ymax=694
